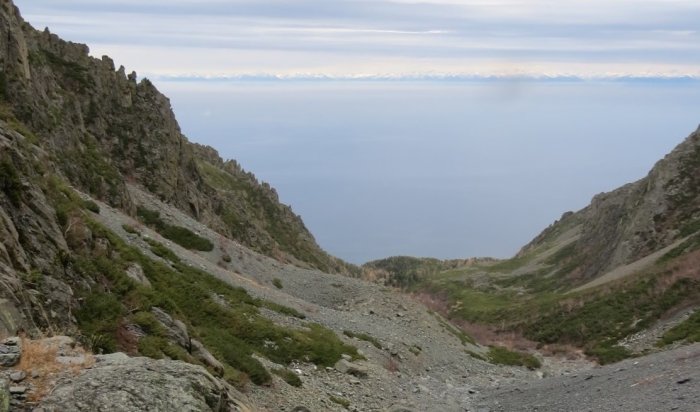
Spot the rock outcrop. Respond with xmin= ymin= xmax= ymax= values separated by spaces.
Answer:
xmin=517 ymin=125 xmax=700 ymax=283
xmin=0 ymin=0 xmax=354 ymax=275
xmin=39 ymin=353 xmax=252 ymax=412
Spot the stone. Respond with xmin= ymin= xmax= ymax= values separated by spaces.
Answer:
xmin=38 ymin=354 xmax=252 ymax=411
xmin=190 ymin=339 xmax=224 ymax=377
xmin=0 ymin=338 xmax=21 ymax=367
xmin=9 ymin=386 xmax=26 ymax=395
xmin=125 ymin=263 xmax=151 ymax=287
xmin=1 ymin=338 xmax=19 ymax=346
xmin=334 ymin=359 xmax=368 ymax=378
xmin=151 ymin=307 xmax=190 ymax=350
xmin=9 ymin=371 xmax=25 ymax=383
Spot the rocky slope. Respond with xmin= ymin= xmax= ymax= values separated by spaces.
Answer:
xmin=0 ymin=0 xmax=352 ymax=275
xmin=1 ymin=0 xmax=699 ymax=410
xmin=365 ymin=127 xmax=700 ymax=365
xmin=0 ymin=0 xmax=547 ymax=410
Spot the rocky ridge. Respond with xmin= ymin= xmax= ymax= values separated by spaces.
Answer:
xmin=0 ymin=0 xmax=351 ymax=275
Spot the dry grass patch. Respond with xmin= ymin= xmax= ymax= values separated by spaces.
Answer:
xmin=17 ymin=337 xmax=94 ymax=403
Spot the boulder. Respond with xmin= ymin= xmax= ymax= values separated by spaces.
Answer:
xmin=334 ymin=359 xmax=368 ymax=378
xmin=8 ymin=371 xmax=25 ymax=383
xmin=125 ymin=263 xmax=151 ymax=287
xmin=151 ymin=307 xmax=190 ymax=350
xmin=191 ymin=339 xmax=224 ymax=377
xmin=39 ymin=353 xmax=253 ymax=412
xmin=0 ymin=337 xmax=21 ymax=367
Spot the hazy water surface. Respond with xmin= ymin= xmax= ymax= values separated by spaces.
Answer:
xmin=157 ymin=80 xmax=700 ymax=264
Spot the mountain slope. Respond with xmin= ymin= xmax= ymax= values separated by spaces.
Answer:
xmin=0 ymin=1 xmax=542 ymax=410
xmin=366 ymin=126 xmax=700 ymax=363
xmin=0 ymin=0 xmax=353 ymax=275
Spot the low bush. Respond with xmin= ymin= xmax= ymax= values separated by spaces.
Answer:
xmin=0 ymin=159 xmax=23 ymax=205
xmin=71 ymin=220 xmax=360 ymax=389
xmin=272 ymin=368 xmax=302 ymax=387
xmin=487 ymin=346 xmax=541 ymax=369
xmin=343 ymin=330 xmax=382 ymax=349
xmin=137 ymin=206 xmax=214 ymax=251
xmin=329 ymin=396 xmax=350 ymax=409
xmin=658 ymin=310 xmax=700 ymax=346
xmin=83 ymin=199 xmax=100 ymax=214
xmin=145 ymin=238 xmax=181 ymax=263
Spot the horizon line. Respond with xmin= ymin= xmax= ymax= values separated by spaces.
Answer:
xmin=149 ymin=73 xmax=700 ymax=84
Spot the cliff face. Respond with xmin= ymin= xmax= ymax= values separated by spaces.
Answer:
xmin=517 ymin=126 xmax=700 ymax=283
xmin=0 ymin=0 xmax=353 ymax=274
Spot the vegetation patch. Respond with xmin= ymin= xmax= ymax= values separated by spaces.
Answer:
xmin=487 ymin=346 xmax=541 ymax=369
xmin=271 ymin=368 xmax=302 ymax=387
xmin=465 ymin=349 xmax=487 ymax=361
xmin=82 ymin=199 xmax=100 ymax=214
xmin=137 ymin=206 xmax=214 ymax=251
xmin=144 ymin=238 xmax=181 ymax=263
xmin=262 ymin=301 xmax=306 ymax=319
xmin=0 ymin=158 xmax=23 ymax=205
xmin=658 ymin=310 xmax=700 ymax=346
xmin=70 ymin=219 xmax=358 ymax=387
xmin=343 ymin=330 xmax=382 ymax=349
xmin=272 ymin=278 xmax=283 ymax=289
xmin=122 ymin=224 xmax=140 ymax=235
xmin=329 ymin=396 xmax=350 ymax=409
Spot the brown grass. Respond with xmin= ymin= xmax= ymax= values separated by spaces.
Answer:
xmin=17 ymin=337 xmax=95 ymax=403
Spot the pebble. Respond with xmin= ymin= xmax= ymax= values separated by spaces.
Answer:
xmin=9 ymin=386 xmax=27 ymax=394
xmin=10 ymin=371 xmax=27 ymax=382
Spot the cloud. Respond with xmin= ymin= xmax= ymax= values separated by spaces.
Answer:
xmin=14 ymin=0 xmax=700 ymax=79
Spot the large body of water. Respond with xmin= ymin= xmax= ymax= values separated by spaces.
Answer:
xmin=157 ymin=80 xmax=700 ymax=264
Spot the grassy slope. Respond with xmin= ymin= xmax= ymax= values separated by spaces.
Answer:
xmin=371 ymin=219 xmax=700 ymax=364
xmin=45 ymin=177 xmax=359 ymax=388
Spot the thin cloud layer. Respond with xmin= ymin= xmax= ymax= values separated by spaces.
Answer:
xmin=15 ymin=0 xmax=700 ymax=79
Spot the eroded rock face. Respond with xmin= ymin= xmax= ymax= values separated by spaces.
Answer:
xmin=517 ymin=126 xmax=700 ymax=283
xmin=39 ymin=353 xmax=252 ymax=412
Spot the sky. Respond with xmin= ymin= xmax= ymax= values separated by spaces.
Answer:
xmin=13 ymin=1 xmax=700 ymax=263
xmin=14 ymin=0 xmax=700 ymax=79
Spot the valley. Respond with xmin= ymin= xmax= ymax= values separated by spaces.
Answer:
xmin=0 ymin=0 xmax=699 ymax=410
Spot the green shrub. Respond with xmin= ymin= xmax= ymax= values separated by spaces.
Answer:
xmin=138 ymin=336 xmax=168 ymax=359
xmin=132 ymin=311 xmax=166 ymax=336
xmin=73 ymin=220 xmax=360 ymax=388
xmin=137 ymin=207 xmax=163 ymax=227
xmin=465 ymin=349 xmax=487 ymax=361
xmin=487 ymin=346 xmax=541 ymax=369
xmin=585 ymin=343 xmax=632 ymax=365
xmin=343 ymin=330 xmax=382 ymax=349
xmin=83 ymin=199 xmax=100 ymax=213
xmin=75 ymin=292 xmax=122 ymax=353
xmin=272 ymin=368 xmax=302 ymax=387
xmin=122 ymin=224 xmax=140 ymax=235
xmin=0 ymin=159 xmax=23 ymax=205
xmin=262 ymin=301 xmax=306 ymax=319
xmin=329 ymin=396 xmax=350 ymax=409
xmin=658 ymin=310 xmax=700 ymax=346
xmin=137 ymin=206 xmax=214 ymax=251
xmin=160 ymin=225 xmax=214 ymax=251
xmin=145 ymin=238 xmax=181 ymax=263
xmin=272 ymin=278 xmax=283 ymax=289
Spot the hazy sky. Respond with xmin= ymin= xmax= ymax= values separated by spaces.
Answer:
xmin=15 ymin=0 xmax=700 ymax=79
xmin=13 ymin=1 xmax=700 ymax=263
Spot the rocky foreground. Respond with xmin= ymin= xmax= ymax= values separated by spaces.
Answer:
xmin=476 ymin=343 xmax=700 ymax=412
